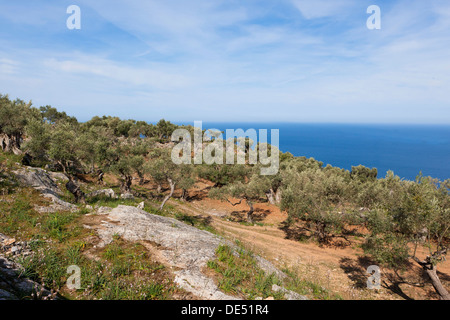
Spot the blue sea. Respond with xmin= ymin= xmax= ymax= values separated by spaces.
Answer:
xmin=191 ymin=122 xmax=450 ymax=182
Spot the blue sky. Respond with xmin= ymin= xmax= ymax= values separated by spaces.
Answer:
xmin=0 ymin=0 xmax=449 ymax=124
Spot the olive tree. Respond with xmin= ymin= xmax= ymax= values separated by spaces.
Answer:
xmin=25 ymin=119 xmax=87 ymax=203
xmin=110 ymin=139 xmax=150 ymax=193
xmin=0 ymin=94 xmax=37 ymax=154
xmin=144 ymin=149 xmax=195 ymax=210
xmin=77 ymin=126 xmax=116 ymax=183
xmin=209 ymin=171 xmax=267 ymax=223
xmin=281 ymin=167 xmax=352 ymax=243
xmin=363 ymin=175 xmax=450 ymax=300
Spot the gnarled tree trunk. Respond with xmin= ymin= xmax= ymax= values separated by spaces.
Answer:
xmin=180 ymin=189 xmax=187 ymax=202
xmin=66 ymin=178 xmax=86 ymax=204
xmin=425 ymin=265 xmax=450 ymax=300
xmin=274 ymin=188 xmax=282 ymax=204
xmin=120 ymin=175 xmax=132 ymax=193
xmin=96 ymin=170 xmax=104 ymax=185
xmin=266 ymin=189 xmax=275 ymax=205
xmin=266 ymin=188 xmax=282 ymax=205
xmin=136 ymin=170 xmax=145 ymax=185
xmin=413 ymin=252 xmax=450 ymax=300
xmin=0 ymin=133 xmax=22 ymax=155
xmin=246 ymin=199 xmax=254 ymax=223
xmin=159 ymin=178 xmax=175 ymax=210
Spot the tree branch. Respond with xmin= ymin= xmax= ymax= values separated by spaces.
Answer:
xmin=225 ymin=198 xmax=243 ymax=206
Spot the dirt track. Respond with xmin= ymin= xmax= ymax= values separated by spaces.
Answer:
xmin=173 ymin=193 xmax=450 ymax=300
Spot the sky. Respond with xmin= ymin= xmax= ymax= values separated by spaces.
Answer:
xmin=0 ymin=0 xmax=450 ymax=124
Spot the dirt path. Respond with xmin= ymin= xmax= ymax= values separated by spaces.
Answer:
xmin=172 ymin=195 xmax=450 ymax=300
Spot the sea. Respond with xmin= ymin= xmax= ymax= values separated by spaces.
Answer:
xmin=185 ymin=122 xmax=450 ymax=182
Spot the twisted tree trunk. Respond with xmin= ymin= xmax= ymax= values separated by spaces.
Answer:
xmin=425 ymin=265 xmax=450 ymax=300
xmin=266 ymin=188 xmax=282 ymax=205
xmin=246 ymin=199 xmax=254 ymax=224
xmin=120 ymin=175 xmax=132 ymax=193
xmin=159 ymin=178 xmax=175 ymax=210
xmin=96 ymin=170 xmax=104 ymax=185
xmin=0 ymin=133 xmax=22 ymax=155
xmin=66 ymin=178 xmax=86 ymax=204
xmin=266 ymin=189 xmax=275 ymax=205
xmin=413 ymin=251 xmax=450 ymax=300
xmin=274 ymin=188 xmax=282 ymax=204
xmin=180 ymin=189 xmax=187 ymax=202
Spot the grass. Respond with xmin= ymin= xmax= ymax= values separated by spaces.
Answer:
xmin=206 ymin=241 xmax=343 ymax=300
xmin=87 ymin=237 xmax=177 ymax=300
xmin=0 ymin=151 xmax=23 ymax=170
xmin=0 ymin=188 xmax=46 ymax=236
xmin=206 ymin=243 xmax=285 ymax=300
xmin=42 ymin=211 xmax=84 ymax=242
xmin=238 ymin=221 xmax=265 ymax=227
xmin=0 ymin=171 xmax=17 ymax=196
xmin=86 ymin=195 xmax=141 ymax=208
xmin=12 ymin=232 xmax=181 ymax=300
xmin=174 ymin=212 xmax=215 ymax=233
xmin=0 ymin=187 xmax=87 ymax=243
xmin=280 ymin=267 xmax=343 ymax=300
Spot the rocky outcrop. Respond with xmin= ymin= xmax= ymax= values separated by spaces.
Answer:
xmin=94 ymin=205 xmax=237 ymax=300
xmin=92 ymin=205 xmax=305 ymax=300
xmin=0 ymin=234 xmax=56 ymax=300
xmin=12 ymin=167 xmax=76 ymax=212
xmin=12 ymin=167 xmax=61 ymax=196
xmin=0 ymin=234 xmax=32 ymax=258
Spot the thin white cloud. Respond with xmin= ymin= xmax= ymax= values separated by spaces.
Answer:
xmin=43 ymin=56 xmax=192 ymax=89
xmin=0 ymin=58 xmax=19 ymax=75
xmin=291 ymin=0 xmax=354 ymax=19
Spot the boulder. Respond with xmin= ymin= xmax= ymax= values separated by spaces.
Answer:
xmin=87 ymin=189 xmax=117 ymax=199
xmin=120 ymin=192 xmax=134 ymax=200
xmin=12 ymin=167 xmax=77 ymax=212
xmin=137 ymin=201 xmax=145 ymax=210
xmin=12 ymin=167 xmax=61 ymax=196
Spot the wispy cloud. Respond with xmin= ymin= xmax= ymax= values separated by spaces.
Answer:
xmin=291 ymin=0 xmax=354 ymax=19
xmin=0 ymin=0 xmax=449 ymax=123
xmin=0 ymin=58 xmax=19 ymax=75
xmin=43 ymin=56 xmax=192 ymax=89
